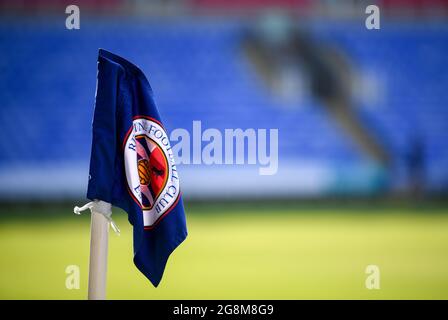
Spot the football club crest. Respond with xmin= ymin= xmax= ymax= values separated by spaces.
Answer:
xmin=124 ymin=117 xmax=180 ymax=229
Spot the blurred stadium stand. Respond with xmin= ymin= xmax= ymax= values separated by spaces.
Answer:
xmin=0 ymin=0 xmax=447 ymax=199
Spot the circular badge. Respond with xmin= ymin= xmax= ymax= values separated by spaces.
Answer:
xmin=124 ymin=117 xmax=180 ymax=229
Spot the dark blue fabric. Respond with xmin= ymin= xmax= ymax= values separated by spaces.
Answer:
xmin=87 ymin=49 xmax=187 ymax=287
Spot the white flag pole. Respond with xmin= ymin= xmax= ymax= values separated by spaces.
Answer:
xmin=87 ymin=209 xmax=109 ymax=300
xmin=74 ymin=200 xmax=119 ymax=300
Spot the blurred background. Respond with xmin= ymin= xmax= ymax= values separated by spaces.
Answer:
xmin=0 ymin=0 xmax=448 ymax=299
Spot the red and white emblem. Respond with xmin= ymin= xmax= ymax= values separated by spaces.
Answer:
xmin=124 ymin=117 xmax=180 ymax=228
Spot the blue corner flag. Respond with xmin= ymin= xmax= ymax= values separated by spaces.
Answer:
xmin=87 ymin=49 xmax=187 ymax=287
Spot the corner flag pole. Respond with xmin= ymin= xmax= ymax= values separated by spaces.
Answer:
xmin=74 ymin=200 xmax=120 ymax=300
xmin=87 ymin=209 xmax=109 ymax=300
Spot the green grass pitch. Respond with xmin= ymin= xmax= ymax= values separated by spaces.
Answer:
xmin=0 ymin=201 xmax=447 ymax=299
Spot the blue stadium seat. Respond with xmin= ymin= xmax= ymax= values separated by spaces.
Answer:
xmin=0 ymin=19 xmax=447 ymax=193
